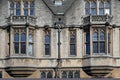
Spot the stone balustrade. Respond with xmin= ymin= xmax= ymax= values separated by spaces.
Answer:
xmin=7 ymin=16 xmax=37 ymax=26
xmin=83 ymin=15 xmax=112 ymax=25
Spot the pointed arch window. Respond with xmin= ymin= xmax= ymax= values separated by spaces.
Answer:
xmin=47 ymin=72 xmax=52 ymax=78
xmin=105 ymin=1 xmax=110 ymax=14
xmin=93 ymin=29 xmax=105 ymax=53
xmin=24 ymin=1 xmax=28 ymax=16
xmin=45 ymin=31 xmax=51 ymax=55
xmin=85 ymin=1 xmax=90 ymax=15
xmin=30 ymin=1 xmax=35 ymax=16
xmin=74 ymin=71 xmax=80 ymax=78
xmin=41 ymin=72 xmax=46 ymax=78
xmin=62 ymin=71 xmax=67 ymax=78
xmin=10 ymin=2 xmax=14 ymax=15
xmin=16 ymin=2 xmax=21 ymax=16
xmin=68 ymin=71 xmax=73 ymax=78
xmin=86 ymin=32 xmax=90 ymax=54
xmin=70 ymin=31 xmax=76 ymax=55
xmin=99 ymin=1 xmax=104 ymax=15
xmin=91 ymin=1 xmax=97 ymax=15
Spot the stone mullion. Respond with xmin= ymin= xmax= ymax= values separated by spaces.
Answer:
xmin=106 ymin=27 xmax=108 ymax=55
xmin=90 ymin=27 xmax=93 ymax=56
xmin=28 ymin=1 xmax=30 ymax=16
xmin=26 ymin=27 xmax=29 ymax=56
xmin=21 ymin=0 xmax=24 ymax=15
xmin=10 ymin=27 xmax=14 ymax=56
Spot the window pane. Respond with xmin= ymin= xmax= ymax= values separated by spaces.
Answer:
xmin=74 ymin=71 xmax=80 ymax=78
xmin=70 ymin=35 xmax=75 ymax=43
xmin=93 ymin=32 xmax=98 ymax=41
xmin=47 ymin=72 xmax=52 ymax=78
xmin=68 ymin=71 xmax=73 ymax=78
xmin=30 ymin=9 xmax=34 ymax=15
xmin=21 ymin=42 xmax=26 ymax=54
xmin=99 ymin=9 xmax=104 ymax=15
xmin=91 ymin=2 xmax=97 ymax=15
xmin=91 ymin=9 xmax=97 ymax=15
xmin=86 ymin=33 xmax=90 ymax=42
xmin=45 ymin=44 xmax=50 ymax=55
xmin=21 ymin=33 xmax=26 ymax=42
xmin=100 ymin=42 xmax=105 ymax=53
xmin=86 ymin=44 xmax=90 ymax=54
xmin=30 ymin=1 xmax=34 ymax=16
xmin=62 ymin=71 xmax=67 ymax=78
xmin=16 ymin=9 xmax=21 ymax=16
xmin=85 ymin=1 xmax=90 ymax=15
xmin=10 ymin=2 xmax=14 ymax=8
xmin=99 ymin=1 xmax=104 ymax=8
xmin=14 ymin=43 xmax=19 ymax=54
xmin=45 ymin=35 xmax=50 ymax=44
xmin=10 ymin=9 xmax=14 ymax=15
xmin=91 ymin=2 xmax=96 ymax=8
xmin=105 ymin=9 xmax=110 ymax=15
xmin=24 ymin=1 xmax=28 ymax=8
xmin=29 ymin=34 xmax=33 ymax=42
xmin=24 ymin=9 xmax=28 ymax=16
xmin=93 ymin=42 xmax=98 ymax=53
xmin=41 ymin=72 xmax=46 ymax=78
xmin=14 ymin=33 xmax=19 ymax=41
xmin=16 ymin=2 xmax=20 ymax=8
xmin=70 ymin=44 xmax=76 ymax=55
xmin=105 ymin=1 xmax=110 ymax=8
xmin=29 ymin=43 xmax=33 ymax=56
xmin=86 ymin=9 xmax=90 ymax=15
xmin=100 ymin=32 xmax=105 ymax=40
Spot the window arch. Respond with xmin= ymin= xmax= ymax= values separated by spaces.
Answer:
xmin=68 ymin=71 xmax=73 ymax=78
xmin=10 ymin=2 xmax=14 ymax=15
xmin=86 ymin=33 xmax=90 ymax=54
xmin=93 ymin=31 xmax=98 ymax=53
xmin=24 ymin=1 xmax=28 ymax=16
xmin=45 ymin=32 xmax=50 ymax=55
xmin=16 ymin=2 xmax=21 ymax=15
xmin=91 ymin=1 xmax=97 ymax=15
xmin=30 ymin=1 xmax=35 ymax=15
xmin=70 ymin=31 xmax=76 ymax=55
xmin=99 ymin=1 xmax=104 ymax=15
xmin=41 ymin=72 xmax=46 ymax=78
xmin=105 ymin=1 xmax=110 ymax=14
xmin=62 ymin=71 xmax=67 ymax=78
xmin=74 ymin=71 xmax=80 ymax=78
xmin=47 ymin=72 xmax=52 ymax=78
xmin=85 ymin=1 xmax=90 ymax=15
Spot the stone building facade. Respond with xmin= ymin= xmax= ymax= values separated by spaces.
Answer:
xmin=0 ymin=0 xmax=120 ymax=78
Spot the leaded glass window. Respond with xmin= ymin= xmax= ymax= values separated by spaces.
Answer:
xmin=70 ymin=31 xmax=76 ymax=55
xmin=30 ymin=1 xmax=35 ymax=16
xmin=93 ymin=29 xmax=105 ymax=53
xmin=24 ymin=1 xmax=28 ymax=16
xmin=99 ymin=1 xmax=104 ymax=15
xmin=47 ymin=72 xmax=52 ymax=78
xmin=28 ymin=34 xmax=33 ymax=56
xmin=62 ymin=71 xmax=67 ymax=78
xmin=85 ymin=1 xmax=90 ymax=15
xmin=68 ymin=71 xmax=73 ymax=78
xmin=91 ymin=1 xmax=97 ymax=15
xmin=16 ymin=2 xmax=21 ymax=16
xmin=45 ymin=31 xmax=50 ymax=55
xmin=74 ymin=71 xmax=80 ymax=78
xmin=41 ymin=72 xmax=46 ymax=78
xmin=10 ymin=2 xmax=14 ymax=15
